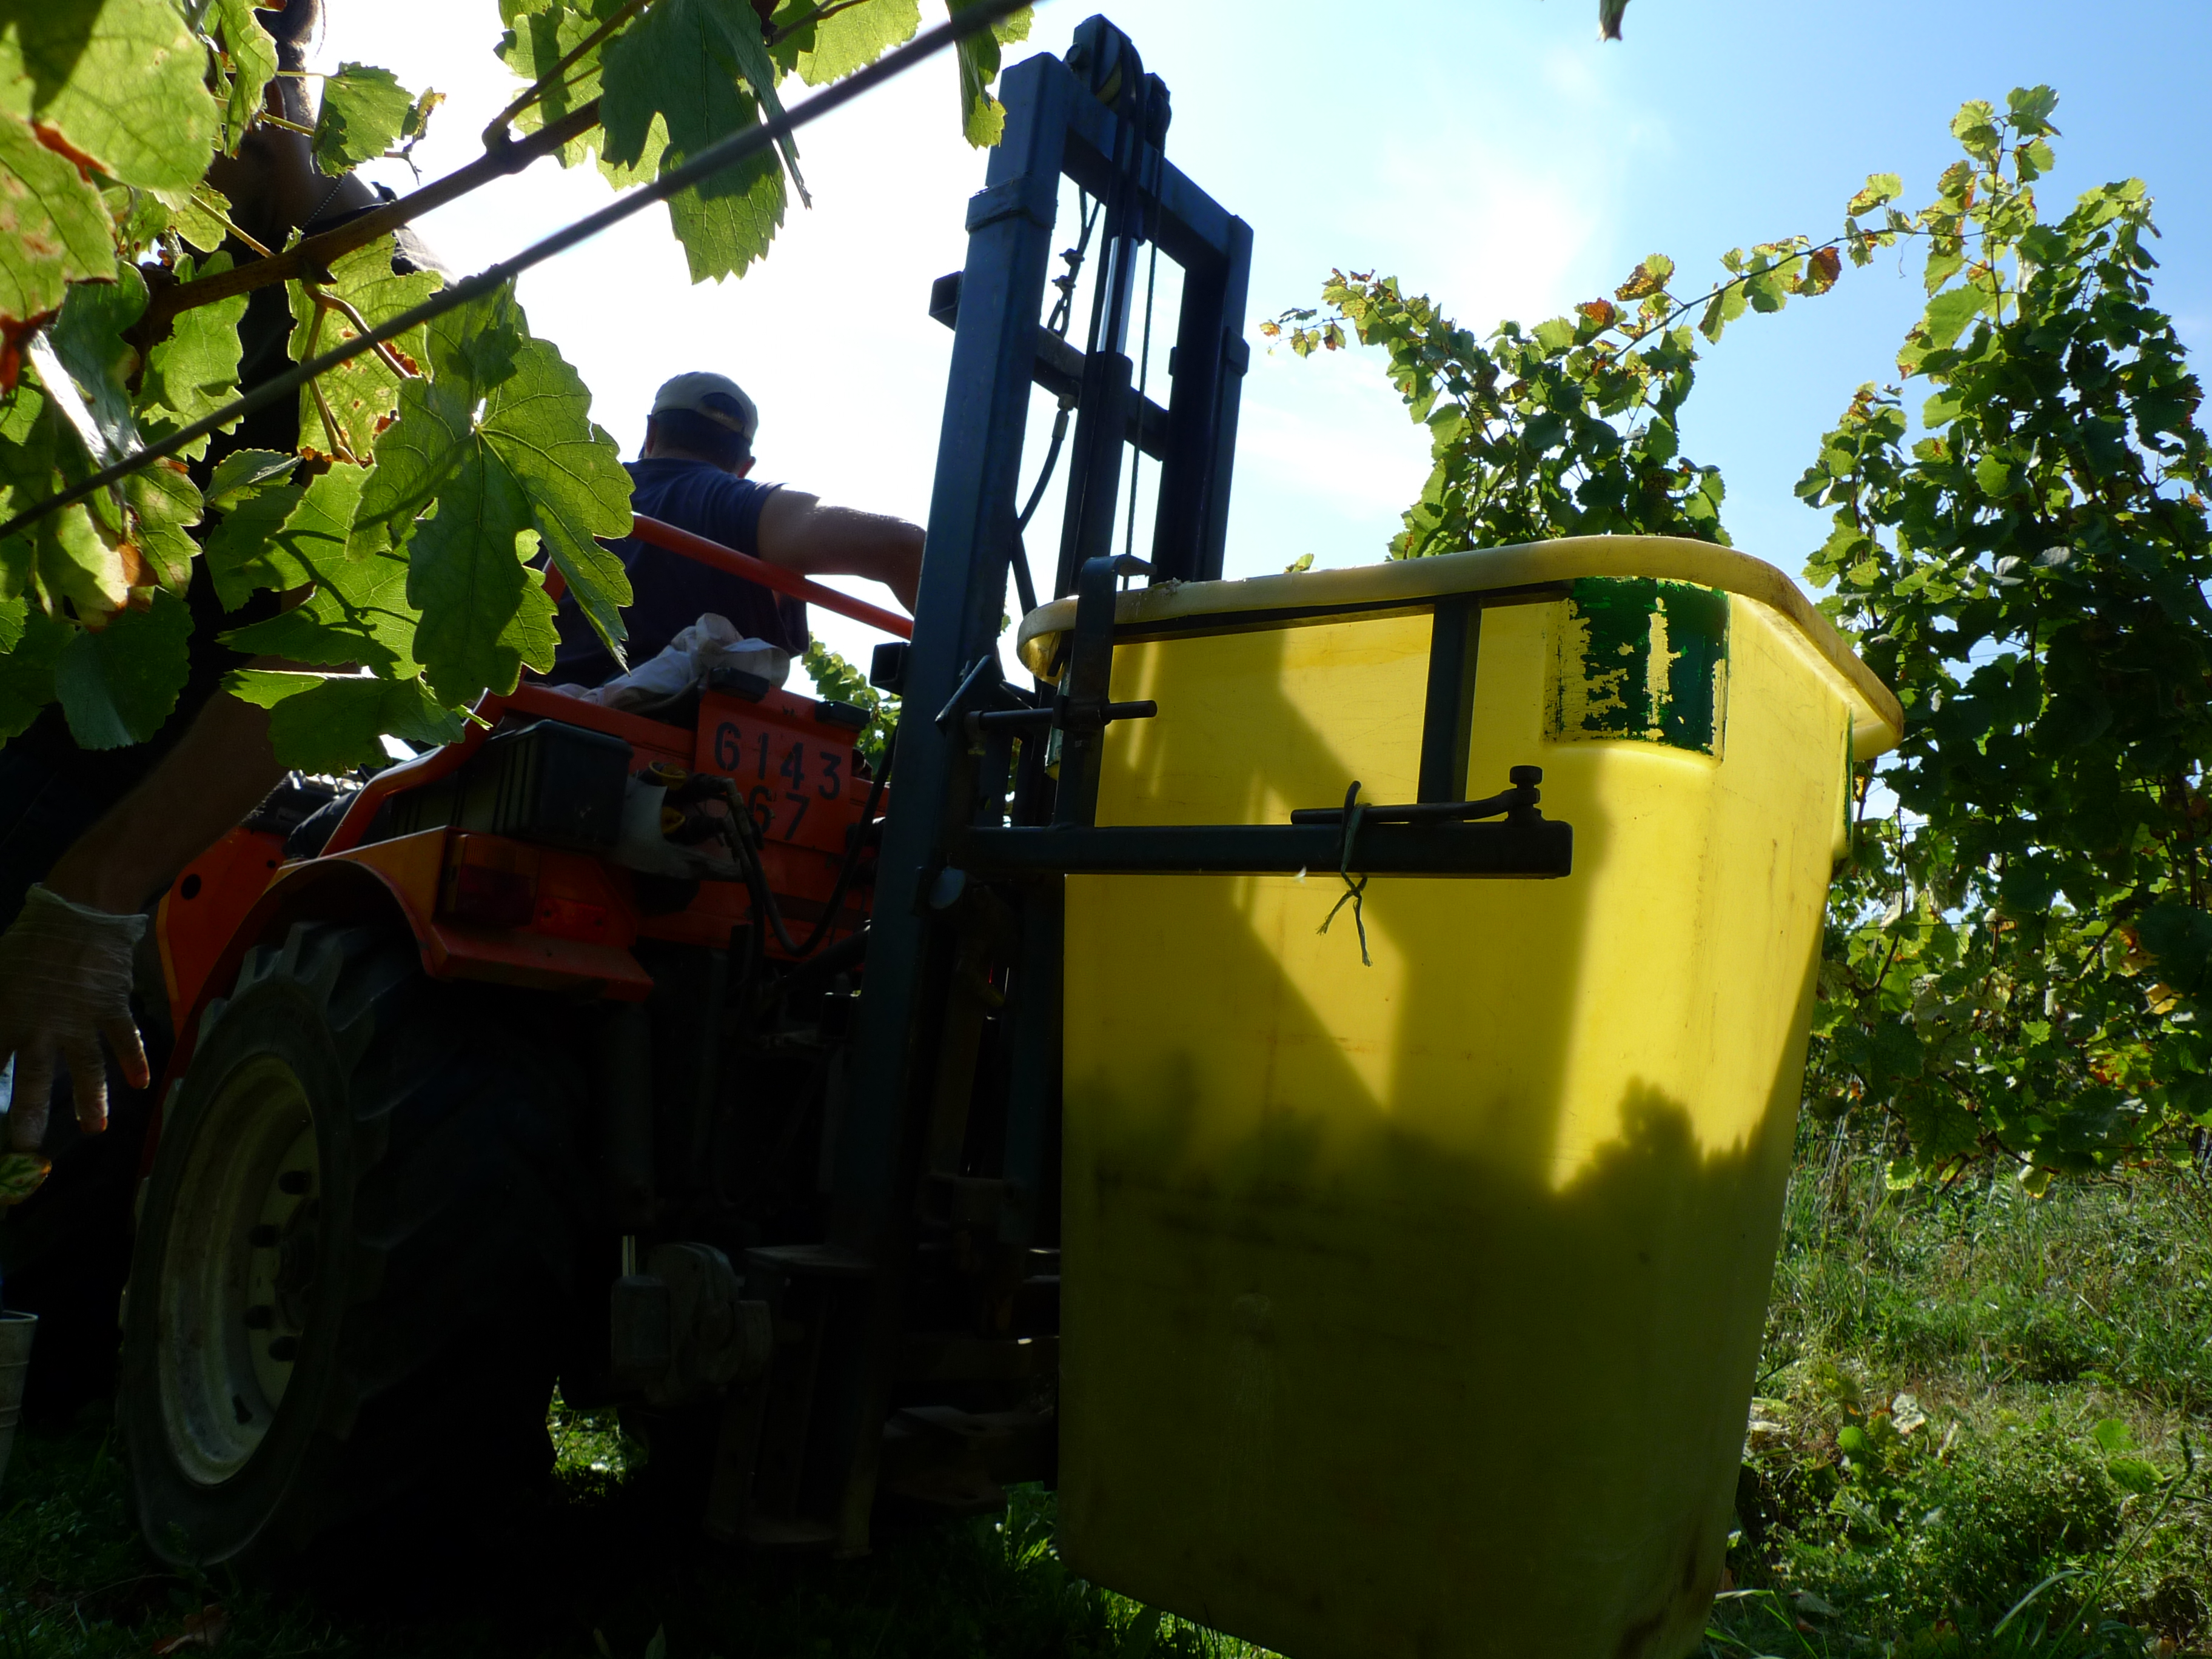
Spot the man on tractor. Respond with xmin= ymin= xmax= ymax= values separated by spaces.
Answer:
xmin=545 ymin=370 xmax=924 ymax=690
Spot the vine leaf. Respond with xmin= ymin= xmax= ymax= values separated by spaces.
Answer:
xmin=220 ymin=466 xmax=421 ymax=675
xmin=45 ymin=259 xmax=144 ymax=466
xmin=779 ymin=0 xmax=920 ymax=84
xmin=0 ymin=370 xmax=117 ymax=617
xmin=311 ymin=62 xmax=417 ymax=175
xmin=497 ymin=0 xmax=654 ymax=180
xmin=51 ymin=585 xmax=191 ymax=748
xmin=122 ymin=460 xmax=202 ymax=593
xmin=147 ymin=184 xmax=232 ymax=255
xmin=203 ymin=448 xmax=298 ymax=515
xmin=948 ymin=1 xmax=1031 ymax=149
xmin=285 ymin=238 xmax=440 ymax=461
xmin=209 ymin=0 xmax=278 ymax=153
xmin=225 ymin=668 xmax=465 ymax=772
xmin=138 ymin=253 xmax=248 ymax=460
xmin=0 ymin=602 xmax=66 ymax=740
xmin=0 ymin=113 xmax=115 ymax=338
xmin=206 ymin=461 xmax=357 ymax=608
xmin=355 ymin=284 xmax=631 ymax=703
xmin=0 ymin=0 xmax=220 ymax=192
xmin=601 ymin=0 xmax=794 ymax=282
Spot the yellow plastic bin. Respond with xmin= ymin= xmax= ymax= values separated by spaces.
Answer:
xmin=1016 ymin=536 xmax=1902 ymax=1659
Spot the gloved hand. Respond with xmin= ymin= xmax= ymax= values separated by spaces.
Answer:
xmin=0 ymin=885 xmax=150 ymax=1152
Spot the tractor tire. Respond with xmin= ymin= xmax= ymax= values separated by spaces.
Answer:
xmin=120 ymin=920 xmax=589 ymax=1566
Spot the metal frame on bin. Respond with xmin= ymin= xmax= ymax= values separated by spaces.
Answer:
xmin=796 ymin=16 xmax=1574 ymax=1550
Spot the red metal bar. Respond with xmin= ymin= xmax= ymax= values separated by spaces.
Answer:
xmin=540 ymin=513 xmax=914 ymax=640
xmin=629 ymin=513 xmax=913 ymax=639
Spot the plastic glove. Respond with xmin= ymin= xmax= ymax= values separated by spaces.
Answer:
xmin=0 ymin=885 xmax=149 ymax=1151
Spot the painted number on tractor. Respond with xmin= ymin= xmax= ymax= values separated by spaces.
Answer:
xmin=712 ymin=722 xmax=850 ymax=840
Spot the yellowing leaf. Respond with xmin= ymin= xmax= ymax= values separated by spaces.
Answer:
xmin=0 ymin=0 xmax=219 ymax=192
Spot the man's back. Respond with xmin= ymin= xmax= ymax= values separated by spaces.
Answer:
xmin=551 ymin=457 xmax=807 ymax=686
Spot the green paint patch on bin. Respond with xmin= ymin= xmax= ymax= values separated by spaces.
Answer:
xmin=1547 ymin=576 xmax=1729 ymax=756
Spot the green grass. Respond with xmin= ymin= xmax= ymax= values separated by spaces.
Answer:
xmin=4 ymin=1134 xmax=2209 ymax=1657
xmin=1704 ymin=1128 xmax=2212 ymax=1658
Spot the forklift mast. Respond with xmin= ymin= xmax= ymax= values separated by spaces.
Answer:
xmin=809 ymin=16 xmax=1253 ymax=1547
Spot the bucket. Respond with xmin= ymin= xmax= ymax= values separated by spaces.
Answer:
xmin=1020 ymin=537 xmax=1901 ymax=1659
xmin=0 ymin=1310 xmax=35 ymax=1490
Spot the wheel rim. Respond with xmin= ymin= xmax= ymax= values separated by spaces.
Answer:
xmin=156 ymin=1052 xmax=324 ymax=1486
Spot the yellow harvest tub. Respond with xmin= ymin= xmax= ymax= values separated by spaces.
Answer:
xmin=1016 ymin=537 xmax=1901 ymax=1659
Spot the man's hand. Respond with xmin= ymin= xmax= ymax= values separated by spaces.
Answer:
xmin=0 ymin=886 xmax=150 ymax=1151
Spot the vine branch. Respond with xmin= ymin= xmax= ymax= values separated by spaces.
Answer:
xmin=135 ymin=101 xmax=604 ymax=344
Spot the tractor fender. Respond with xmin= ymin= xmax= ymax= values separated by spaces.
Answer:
xmin=146 ymin=837 xmax=652 ymax=1170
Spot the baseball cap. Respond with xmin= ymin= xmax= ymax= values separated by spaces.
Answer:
xmin=650 ymin=371 xmax=759 ymax=446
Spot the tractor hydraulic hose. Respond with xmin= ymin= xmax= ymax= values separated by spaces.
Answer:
xmin=710 ymin=726 xmax=892 ymax=962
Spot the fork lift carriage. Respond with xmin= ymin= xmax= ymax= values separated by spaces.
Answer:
xmin=122 ymin=15 xmax=1900 ymax=1658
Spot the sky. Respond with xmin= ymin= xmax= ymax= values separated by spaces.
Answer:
xmin=304 ymin=0 xmax=2212 ymax=675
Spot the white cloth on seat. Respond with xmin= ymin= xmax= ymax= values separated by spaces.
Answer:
xmin=550 ymin=612 xmax=791 ymax=711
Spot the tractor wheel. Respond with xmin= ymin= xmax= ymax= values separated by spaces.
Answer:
xmin=121 ymin=920 xmax=589 ymax=1566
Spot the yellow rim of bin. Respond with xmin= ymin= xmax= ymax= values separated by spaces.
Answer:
xmin=1014 ymin=534 xmax=1905 ymax=760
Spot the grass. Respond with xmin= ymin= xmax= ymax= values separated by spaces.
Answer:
xmin=2 ymin=1128 xmax=2208 ymax=1657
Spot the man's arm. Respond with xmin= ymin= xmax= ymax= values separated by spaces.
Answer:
xmin=42 ymin=690 xmax=283 ymax=917
xmin=755 ymin=491 xmax=923 ymax=614
xmin=1 ymin=686 xmax=285 ymax=1149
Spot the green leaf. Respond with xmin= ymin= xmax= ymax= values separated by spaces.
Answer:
xmin=406 ymin=458 xmax=559 ymax=703
xmin=1919 ymin=284 xmax=1989 ymax=355
xmin=475 ymin=335 xmax=633 ymax=652
xmin=2005 ymin=84 xmax=2059 ymax=135
xmin=0 ymin=599 xmax=65 ymax=739
xmin=787 ymin=0 xmax=919 ymax=83
xmin=1845 ymin=173 xmax=1903 ymax=216
xmin=51 ymin=585 xmax=190 ymax=747
xmin=601 ymin=0 xmax=795 ymax=281
xmin=225 ymin=667 xmax=464 ymax=771
xmin=149 ymin=184 xmax=234 ymax=255
xmin=948 ymin=0 xmax=1028 ymax=148
xmin=1531 ymin=317 xmax=1577 ymax=354
xmin=2139 ymin=905 xmax=2212 ymax=1007
xmin=204 ymin=477 xmax=305 ymax=609
xmin=496 ymin=0 xmax=631 ymax=170
xmin=205 ymin=460 xmax=361 ymax=614
xmin=1697 ymin=280 xmax=1747 ymax=343
xmin=2107 ymin=1456 xmax=2161 ymax=1494
xmin=137 ymin=253 xmax=247 ymax=459
xmin=310 ymin=62 xmax=415 ymax=175
xmin=287 ymin=237 xmax=442 ymax=463
xmin=0 ymin=369 xmax=125 ymax=616
xmin=122 ymin=458 xmax=202 ymax=592
xmin=220 ymin=466 xmax=419 ymax=673
xmin=357 ymin=285 xmax=631 ymax=700
xmin=204 ymin=448 xmax=298 ymax=515
xmin=661 ymin=141 xmax=786 ymax=284
xmin=1949 ymin=98 xmax=2000 ymax=159
xmin=209 ymin=0 xmax=277 ymax=152
xmin=0 ymin=0 xmax=219 ymax=191
xmin=0 ymin=113 xmax=115 ymax=329
xmin=2090 ymin=1418 xmax=2134 ymax=1455
xmin=45 ymin=260 xmax=146 ymax=466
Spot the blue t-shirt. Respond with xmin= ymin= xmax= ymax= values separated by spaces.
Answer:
xmin=551 ymin=457 xmax=808 ymax=685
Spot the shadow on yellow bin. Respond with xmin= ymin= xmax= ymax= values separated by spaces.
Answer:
xmin=1016 ymin=536 xmax=1902 ymax=1659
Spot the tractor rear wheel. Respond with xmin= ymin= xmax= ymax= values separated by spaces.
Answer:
xmin=121 ymin=920 xmax=589 ymax=1566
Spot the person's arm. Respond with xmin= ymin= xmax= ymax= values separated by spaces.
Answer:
xmin=754 ymin=490 xmax=923 ymax=614
xmin=42 ymin=689 xmax=284 ymax=916
xmin=1 ymin=686 xmax=286 ymax=1150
